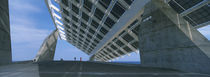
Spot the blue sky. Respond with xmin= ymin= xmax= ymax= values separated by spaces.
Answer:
xmin=9 ymin=0 xmax=209 ymax=62
xmin=9 ymin=0 xmax=140 ymax=61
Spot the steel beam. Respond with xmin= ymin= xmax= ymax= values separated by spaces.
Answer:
xmin=195 ymin=21 xmax=210 ymax=29
xmin=90 ymin=0 xmax=150 ymax=56
xmin=180 ymin=0 xmax=210 ymax=17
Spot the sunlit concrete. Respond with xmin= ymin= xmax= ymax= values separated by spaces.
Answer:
xmin=34 ymin=29 xmax=59 ymax=62
xmin=2 ymin=61 xmax=209 ymax=77
xmin=139 ymin=0 xmax=210 ymax=74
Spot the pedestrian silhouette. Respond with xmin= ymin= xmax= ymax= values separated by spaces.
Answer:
xmin=80 ymin=57 xmax=82 ymax=61
xmin=74 ymin=57 xmax=76 ymax=61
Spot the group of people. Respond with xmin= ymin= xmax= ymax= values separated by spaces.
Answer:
xmin=74 ymin=57 xmax=82 ymax=61
xmin=60 ymin=57 xmax=82 ymax=61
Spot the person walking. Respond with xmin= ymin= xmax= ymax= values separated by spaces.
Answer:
xmin=74 ymin=57 xmax=76 ymax=61
xmin=80 ymin=57 xmax=82 ymax=61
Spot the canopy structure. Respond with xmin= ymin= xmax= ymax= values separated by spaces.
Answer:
xmin=45 ymin=0 xmax=210 ymax=61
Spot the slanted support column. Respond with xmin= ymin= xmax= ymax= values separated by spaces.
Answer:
xmin=89 ymin=55 xmax=95 ymax=61
xmin=0 ymin=0 xmax=12 ymax=65
xmin=34 ymin=29 xmax=58 ymax=62
xmin=139 ymin=0 xmax=210 ymax=74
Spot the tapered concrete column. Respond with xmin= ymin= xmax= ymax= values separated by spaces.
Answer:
xmin=89 ymin=55 xmax=95 ymax=61
xmin=35 ymin=29 xmax=58 ymax=62
xmin=0 ymin=0 xmax=12 ymax=65
xmin=139 ymin=0 xmax=210 ymax=74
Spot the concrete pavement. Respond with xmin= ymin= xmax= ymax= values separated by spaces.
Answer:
xmin=0 ymin=61 xmax=209 ymax=77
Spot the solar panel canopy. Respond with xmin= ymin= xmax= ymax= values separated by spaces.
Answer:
xmin=46 ymin=0 xmax=210 ymax=61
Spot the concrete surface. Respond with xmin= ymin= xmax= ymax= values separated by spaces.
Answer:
xmin=1 ymin=61 xmax=209 ymax=77
xmin=0 ymin=62 xmax=39 ymax=77
xmin=0 ymin=0 xmax=12 ymax=65
xmin=89 ymin=55 xmax=95 ymax=61
xmin=34 ymin=29 xmax=58 ymax=62
xmin=139 ymin=0 xmax=210 ymax=74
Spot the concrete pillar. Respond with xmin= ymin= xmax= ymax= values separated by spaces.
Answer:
xmin=0 ymin=0 xmax=12 ymax=65
xmin=139 ymin=0 xmax=210 ymax=74
xmin=34 ymin=29 xmax=58 ymax=62
xmin=89 ymin=55 xmax=95 ymax=61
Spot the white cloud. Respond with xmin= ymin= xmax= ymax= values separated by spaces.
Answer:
xmin=9 ymin=0 xmax=51 ymax=44
xmin=10 ymin=15 xmax=51 ymax=61
xmin=11 ymin=23 xmax=50 ymax=44
xmin=9 ymin=0 xmax=41 ymax=13
xmin=9 ymin=0 xmax=52 ymax=61
xmin=10 ymin=19 xmax=51 ymax=61
xmin=10 ymin=1 xmax=50 ymax=44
